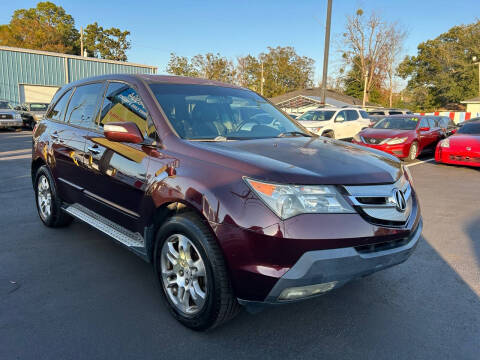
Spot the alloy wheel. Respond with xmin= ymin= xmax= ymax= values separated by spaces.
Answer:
xmin=37 ymin=175 xmax=52 ymax=221
xmin=160 ymin=234 xmax=207 ymax=315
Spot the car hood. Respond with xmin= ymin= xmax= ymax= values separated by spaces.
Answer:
xmin=449 ymin=134 xmax=480 ymax=150
xmin=189 ymin=137 xmax=402 ymax=185
xmin=360 ymin=128 xmax=414 ymax=139
xmin=0 ymin=110 xmax=17 ymax=115
xmin=298 ymin=120 xmax=331 ymax=128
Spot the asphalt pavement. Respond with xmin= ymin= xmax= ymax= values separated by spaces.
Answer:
xmin=0 ymin=129 xmax=479 ymax=360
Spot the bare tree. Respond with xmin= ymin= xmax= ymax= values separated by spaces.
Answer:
xmin=384 ymin=25 xmax=407 ymax=107
xmin=341 ymin=9 xmax=406 ymax=103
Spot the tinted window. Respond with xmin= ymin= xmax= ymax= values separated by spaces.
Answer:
xmin=297 ymin=110 xmax=335 ymax=121
xmin=359 ymin=110 xmax=370 ymax=119
xmin=99 ymin=82 xmax=149 ymax=135
xmin=428 ymin=118 xmax=437 ymax=128
xmin=373 ymin=117 xmax=419 ymax=130
xmin=150 ymin=84 xmax=307 ymax=140
xmin=457 ymin=122 xmax=480 ymax=134
xmin=0 ymin=101 xmax=12 ymax=109
xmin=389 ymin=111 xmax=403 ymax=115
xmin=65 ymin=83 xmax=104 ymax=128
xmin=346 ymin=110 xmax=359 ymax=121
xmin=48 ymin=89 xmax=72 ymax=122
xmin=368 ymin=111 xmax=385 ymax=115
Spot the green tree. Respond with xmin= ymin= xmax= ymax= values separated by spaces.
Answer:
xmin=343 ymin=56 xmax=382 ymax=104
xmin=84 ymin=22 xmax=131 ymax=61
xmin=166 ymin=52 xmax=235 ymax=83
xmin=0 ymin=1 xmax=79 ymax=54
xmin=398 ymin=20 xmax=480 ymax=110
xmin=260 ymin=46 xmax=314 ymax=98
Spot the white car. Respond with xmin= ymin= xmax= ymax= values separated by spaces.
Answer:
xmin=297 ymin=107 xmax=371 ymax=140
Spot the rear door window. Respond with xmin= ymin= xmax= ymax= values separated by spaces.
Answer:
xmin=65 ymin=83 xmax=104 ymax=129
xmin=98 ymin=82 xmax=150 ymax=136
xmin=346 ymin=110 xmax=359 ymax=121
xmin=48 ymin=89 xmax=72 ymax=122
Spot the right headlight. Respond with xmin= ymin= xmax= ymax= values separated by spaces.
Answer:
xmin=244 ymin=178 xmax=355 ymax=219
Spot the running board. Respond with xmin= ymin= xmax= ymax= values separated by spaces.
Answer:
xmin=64 ymin=203 xmax=145 ymax=250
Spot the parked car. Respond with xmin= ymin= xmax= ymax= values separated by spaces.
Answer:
xmin=367 ymin=109 xmax=413 ymax=127
xmin=296 ymin=107 xmax=370 ymax=139
xmin=435 ymin=116 xmax=458 ymax=137
xmin=0 ymin=101 xmax=23 ymax=130
xmin=352 ymin=115 xmax=443 ymax=161
xmin=16 ymin=102 xmax=50 ymax=129
xmin=435 ymin=120 xmax=480 ymax=167
xmin=32 ymin=74 xmax=422 ymax=330
xmin=287 ymin=113 xmax=298 ymax=119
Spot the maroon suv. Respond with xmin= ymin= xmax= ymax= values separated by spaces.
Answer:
xmin=32 ymin=75 xmax=422 ymax=330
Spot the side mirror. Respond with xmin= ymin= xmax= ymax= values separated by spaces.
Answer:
xmin=104 ymin=122 xmax=143 ymax=144
xmin=418 ymin=126 xmax=430 ymax=131
xmin=335 ymin=116 xmax=345 ymax=123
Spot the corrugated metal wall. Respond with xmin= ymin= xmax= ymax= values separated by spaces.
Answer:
xmin=0 ymin=47 xmax=156 ymax=105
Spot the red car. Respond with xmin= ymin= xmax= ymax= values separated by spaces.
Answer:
xmin=353 ymin=115 xmax=444 ymax=161
xmin=435 ymin=120 xmax=480 ymax=167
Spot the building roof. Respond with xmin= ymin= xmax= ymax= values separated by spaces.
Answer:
xmin=0 ymin=45 xmax=157 ymax=71
xmin=269 ymin=87 xmax=378 ymax=108
xmin=461 ymin=96 xmax=480 ymax=104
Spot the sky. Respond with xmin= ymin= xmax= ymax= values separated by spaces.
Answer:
xmin=1 ymin=0 xmax=479 ymax=83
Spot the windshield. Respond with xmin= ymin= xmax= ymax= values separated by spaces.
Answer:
xmin=0 ymin=101 xmax=12 ymax=110
xmin=297 ymin=110 xmax=335 ymax=121
xmin=458 ymin=122 xmax=480 ymax=135
xmin=29 ymin=103 xmax=49 ymax=111
xmin=149 ymin=84 xmax=309 ymax=140
xmin=373 ymin=117 xmax=419 ymax=130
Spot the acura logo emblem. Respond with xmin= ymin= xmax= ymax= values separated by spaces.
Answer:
xmin=466 ymin=147 xmax=471 ymax=151
xmin=390 ymin=188 xmax=407 ymax=212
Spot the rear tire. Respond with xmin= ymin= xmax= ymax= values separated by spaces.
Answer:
xmin=406 ymin=141 xmax=419 ymax=162
xmin=34 ymin=165 xmax=73 ymax=227
xmin=154 ymin=212 xmax=240 ymax=331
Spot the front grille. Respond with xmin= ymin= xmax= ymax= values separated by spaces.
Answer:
xmin=344 ymin=176 xmax=412 ymax=226
xmin=362 ymin=137 xmax=383 ymax=145
xmin=355 ymin=237 xmax=410 ymax=254
xmin=449 ymin=155 xmax=480 ymax=163
xmin=0 ymin=114 xmax=13 ymax=120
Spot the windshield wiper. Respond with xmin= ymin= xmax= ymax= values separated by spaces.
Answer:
xmin=277 ymin=131 xmax=311 ymax=138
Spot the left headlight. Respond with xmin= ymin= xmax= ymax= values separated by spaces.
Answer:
xmin=440 ymin=138 xmax=450 ymax=148
xmin=244 ymin=178 xmax=355 ymax=219
xmin=14 ymin=113 xmax=21 ymax=119
xmin=383 ymin=137 xmax=407 ymax=145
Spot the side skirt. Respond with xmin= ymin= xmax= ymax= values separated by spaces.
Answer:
xmin=63 ymin=203 xmax=149 ymax=262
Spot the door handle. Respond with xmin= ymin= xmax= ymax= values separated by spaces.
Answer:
xmin=87 ymin=145 xmax=101 ymax=155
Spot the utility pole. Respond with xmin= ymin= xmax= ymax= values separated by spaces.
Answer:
xmin=260 ymin=62 xmax=264 ymax=96
xmin=320 ymin=0 xmax=333 ymax=105
xmin=362 ymin=70 xmax=369 ymax=107
xmin=474 ymin=56 xmax=480 ymax=96
xmin=80 ymin=26 xmax=84 ymax=57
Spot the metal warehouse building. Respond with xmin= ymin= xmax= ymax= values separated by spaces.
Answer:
xmin=0 ymin=46 xmax=157 ymax=106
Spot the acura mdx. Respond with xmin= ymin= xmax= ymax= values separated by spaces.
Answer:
xmin=32 ymin=74 xmax=422 ymax=330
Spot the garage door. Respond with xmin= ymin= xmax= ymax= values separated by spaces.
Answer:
xmin=19 ymin=85 xmax=60 ymax=104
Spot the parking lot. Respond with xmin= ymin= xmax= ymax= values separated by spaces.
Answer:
xmin=0 ymin=129 xmax=479 ymax=359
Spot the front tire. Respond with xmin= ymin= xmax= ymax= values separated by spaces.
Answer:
xmin=34 ymin=165 xmax=73 ymax=227
xmin=154 ymin=212 xmax=240 ymax=331
xmin=406 ymin=141 xmax=419 ymax=162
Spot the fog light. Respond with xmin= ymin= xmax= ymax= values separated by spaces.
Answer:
xmin=278 ymin=281 xmax=338 ymax=301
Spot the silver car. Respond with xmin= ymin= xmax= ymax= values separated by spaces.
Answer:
xmin=0 ymin=101 xmax=23 ymax=129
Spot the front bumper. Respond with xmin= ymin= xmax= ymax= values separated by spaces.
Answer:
xmin=0 ymin=119 xmax=23 ymax=128
xmin=352 ymin=140 xmax=410 ymax=158
xmin=239 ymin=219 xmax=422 ymax=308
xmin=435 ymin=147 xmax=480 ymax=167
